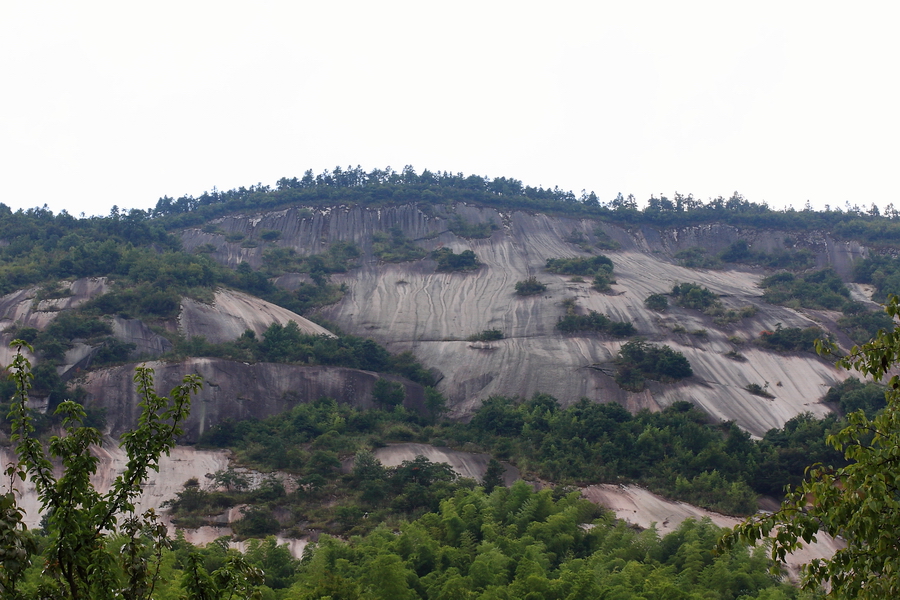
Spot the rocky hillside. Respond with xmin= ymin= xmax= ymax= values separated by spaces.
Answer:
xmin=176 ymin=202 xmax=871 ymax=437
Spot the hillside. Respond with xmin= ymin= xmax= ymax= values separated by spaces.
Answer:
xmin=178 ymin=202 xmax=869 ymax=436
xmin=3 ymin=175 xmax=899 ymax=595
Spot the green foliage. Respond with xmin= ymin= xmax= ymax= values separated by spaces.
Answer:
xmin=0 ymin=341 xmax=260 ymax=599
xmin=467 ymin=329 xmax=503 ymax=342
xmin=258 ymin=229 xmax=281 ymax=241
xmin=760 ymin=268 xmax=851 ymax=310
xmin=756 ymin=323 xmax=828 ymax=353
xmin=372 ymin=378 xmax=406 ymax=408
xmin=447 ymin=214 xmax=497 ymax=238
xmin=287 ymin=483 xmax=793 ymax=599
xmin=720 ymin=239 xmax=815 ymax=270
xmin=545 ymin=254 xmax=614 ymax=277
xmin=261 ymin=241 xmax=360 ymax=277
xmin=432 ymin=248 xmax=479 ymax=271
xmin=459 ymin=394 xmax=850 ymax=514
xmin=514 ymin=275 xmax=547 ymax=296
xmin=745 ymin=383 xmax=774 ymax=398
xmin=837 ymin=303 xmax=896 ymax=344
xmin=593 ymin=225 xmax=621 ymax=250
xmin=644 ymin=293 xmax=669 ymax=311
xmin=555 ymin=310 xmax=636 ymax=337
xmin=823 ymin=376 xmax=886 ymax=418
xmin=233 ymin=506 xmax=281 ymax=537
xmin=675 ymin=247 xmax=723 ymax=269
xmin=371 ymin=227 xmax=427 ymax=262
xmin=615 ymin=340 xmax=693 ymax=390
xmin=853 ymin=254 xmax=900 ymax=301
xmin=188 ymin=320 xmax=436 ymax=386
xmin=482 ymin=458 xmax=505 ymax=494
xmin=672 ymin=282 xmax=721 ymax=311
xmin=724 ymin=295 xmax=900 ymax=598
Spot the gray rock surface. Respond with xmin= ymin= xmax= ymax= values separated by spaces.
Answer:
xmin=110 ymin=316 xmax=173 ymax=359
xmin=177 ymin=204 xmax=870 ymax=436
xmin=179 ymin=288 xmax=333 ymax=343
xmin=0 ymin=277 xmax=108 ymax=331
xmin=80 ymin=358 xmax=426 ymax=441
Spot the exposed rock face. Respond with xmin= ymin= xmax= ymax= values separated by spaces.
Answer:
xmin=0 ymin=443 xmax=231 ymax=530
xmin=179 ymin=288 xmax=333 ymax=343
xmin=0 ymin=277 xmax=109 ymax=331
xmin=176 ymin=204 xmax=870 ymax=436
xmin=80 ymin=358 xmax=426 ymax=442
xmin=110 ymin=316 xmax=173 ymax=359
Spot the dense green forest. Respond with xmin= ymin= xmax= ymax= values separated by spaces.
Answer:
xmin=190 ymin=384 xmax=858 ymax=534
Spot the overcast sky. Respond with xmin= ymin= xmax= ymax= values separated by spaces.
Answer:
xmin=1 ymin=1 xmax=897 ymax=217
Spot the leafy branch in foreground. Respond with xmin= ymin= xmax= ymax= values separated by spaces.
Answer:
xmin=1 ymin=341 xmax=261 ymax=600
xmin=721 ymin=295 xmax=900 ymax=599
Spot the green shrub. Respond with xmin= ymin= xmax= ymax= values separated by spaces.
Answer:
xmin=593 ymin=225 xmax=621 ymax=250
xmin=745 ymin=383 xmax=774 ymax=398
xmin=615 ymin=339 xmax=692 ymax=390
xmin=546 ymin=255 xmax=613 ymax=277
xmin=675 ymin=247 xmax=722 ymax=269
xmin=373 ymin=378 xmax=405 ymax=408
xmin=756 ymin=323 xmax=828 ymax=353
xmin=372 ymin=227 xmax=427 ymax=262
xmin=760 ymin=268 xmax=850 ymax=310
xmin=447 ymin=214 xmax=496 ymax=238
xmin=671 ymin=282 xmax=721 ymax=311
xmin=432 ymin=248 xmax=479 ymax=271
xmin=556 ymin=310 xmax=635 ymax=337
xmin=259 ymin=229 xmax=281 ymax=241
xmin=467 ymin=329 xmax=503 ymax=342
xmin=644 ymin=293 xmax=668 ymax=311
xmin=515 ymin=276 xmax=547 ymax=296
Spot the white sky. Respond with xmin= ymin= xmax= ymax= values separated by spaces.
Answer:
xmin=1 ymin=1 xmax=898 ymax=217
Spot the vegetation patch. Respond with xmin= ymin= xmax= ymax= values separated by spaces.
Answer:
xmin=838 ymin=301 xmax=896 ymax=344
xmin=467 ymin=329 xmax=503 ymax=342
xmin=854 ymin=254 xmax=900 ymax=301
xmin=824 ymin=376 xmax=886 ymax=417
xmin=675 ymin=247 xmax=723 ymax=269
xmin=760 ymin=268 xmax=850 ymax=310
xmin=614 ymin=339 xmax=693 ymax=391
xmin=261 ymin=241 xmax=360 ymax=276
xmin=719 ymin=239 xmax=815 ymax=270
xmin=514 ymin=275 xmax=547 ymax=296
xmin=447 ymin=214 xmax=497 ymax=238
xmin=745 ymin=383 xmax=774 ymax=398
xmin=546 ymin=255 xmax=615 ymax=291
xmin=556 ymin=310 xmax=635 ymax=337
xmin=644 ymin=293 xmax=668 ymax=311
xmin=671 ymin=282 xmax=721 ymax=311
xmin=724 ymin=349 xmax=746 ymax=361
xmin=593 ymin=225 xmax=621 ymax=249
xmin=755 ymin=323 xmax=829 ymax=353
xmin=432 ymin=247 xmax=479 ymax=271
xmin=372 ymin=227 xmax=427 ymax=262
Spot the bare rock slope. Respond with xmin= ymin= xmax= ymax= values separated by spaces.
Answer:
xmin=182 ymin=204 xmax=867 ymax=436
xmin=81 ymin=358 xmax=427 ymax=441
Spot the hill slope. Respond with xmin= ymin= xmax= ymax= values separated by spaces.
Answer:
xmin=178 ymin=202 xmax=870 ymax=436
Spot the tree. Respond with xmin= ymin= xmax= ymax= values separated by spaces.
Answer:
xmin=1 ymin=341 xmax=260 ymax=599
xmin=482 ymin=459 xmax=505 ymax=494
xmin=722 ymin=295 xmax=900 ymax=598
xmin=372 ymin=378 xmax=405 ymax=408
